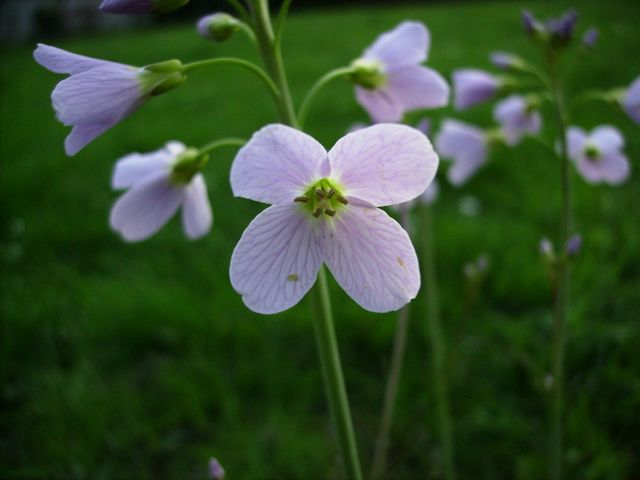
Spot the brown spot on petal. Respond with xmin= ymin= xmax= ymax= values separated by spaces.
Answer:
xmin=397 ymin=257 xmax=405 ymax=267
xmin=287 ymin=274 xmax=299 ymax=282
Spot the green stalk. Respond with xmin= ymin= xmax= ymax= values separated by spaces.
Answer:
xmin=297 ymin=66 xmax=355 ymax=128
xmin=423 ymin=204 xmax=456 ymax=480
xmin=198 ymin=137 xmax=246 ymax=155
xmin=252 ymin=2 xmax=362 ymax=478
xmin=547 ymin=57 xmax=572 ymax=480
xmin=370 ymin=209 xmax=411 ymax=480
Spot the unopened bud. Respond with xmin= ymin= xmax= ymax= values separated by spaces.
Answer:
xmin=100 ymin=0 xmax=189 ymax=15
xmin=208 ymin=457 xmax=225 ymax=479
xmin=197 ymin=13 xmax=241 ymax=42
xmin=539 ymin=237 xmax=555 ymax=259
xmin=490 ymin=51 xmax=526 ymax=72
xmin=582 ymin=27 xmax=598 ymax=48
xmin=566 ymin=233 xmax=582 ymax=257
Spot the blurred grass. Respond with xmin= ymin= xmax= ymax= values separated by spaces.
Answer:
xmin=1 ymin=0 xmax=639 ymax=478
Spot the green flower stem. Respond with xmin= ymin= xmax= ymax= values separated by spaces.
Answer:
xmin=547 ymin=58 xmax=572 ymax=480
xmin=312 ymin=267 xmax=363 ymax=480
xmin=198 ymin=137 xmax=246 ymax=156
xmin=297 ymin=66 xmax=356 ymax=128
xmin=182 ymin=57 xmax=280 ymax=103
xmin=423 ymin=204 xmax=456 ymax=480
xmin=224 ymin=0 xmax=251 ymax=24
xmin=370 ymin=209 xmax=411 ymax=480
xmin=253 ymin=2 xmax=363 ymax=479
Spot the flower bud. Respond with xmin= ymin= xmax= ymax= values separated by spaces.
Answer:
xmin=99 ymin=0 xmax=189 ymax=14
xmin=141 ymin=60 xmax=186 ymax=96
xmin=209 ymin=457 xmax=225 ymax=479
xmin=490 ymin=51 xmax=527 ymax=72
xmin=348 ymin=58 xmax=387 ymax=89
xmin=582 ymin=27 xmax=598 ymax=48
xmin=565 ymin=233 xmax=582 ymax=258
xmin=197 ymin=13 xmax=242 ymax=42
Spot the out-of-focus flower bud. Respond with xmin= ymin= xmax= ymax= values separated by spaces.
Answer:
xmin=197 ymin=13 xmax=242 ymax=42
xmin=489 ymin=51 xmax=526 ymax=72
xmin=209 ymin=458 xmax=225 ymax=479
xmin=464 ymin=254 xmax=490 ymax=282
xmin=582 ymin=27 xmax=598 ymax=48
xmin=100 ymin=0 xmax=189 ymax=14
xmin=546 ymin=9 xmax=578 ymax=42
xmin=539 ymin=237 xmax=555 ymax=261
xmin=566 ymin=233 xmax=582 ymax=258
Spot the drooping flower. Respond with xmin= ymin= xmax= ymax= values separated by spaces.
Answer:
xmin=566 ymin=125 xmax=630 ymax=185
xmin=229 ymin=123 xmax=438 ymax=314
xmin=197 ymin=13 xmax=241 ymax=41
xmin=349 ymin=21 xmax=449 ymax=122
xmin=622 ymin=76 xmax=640 ymax=124
xmin=493 ymin=95 xmax=542 ymax=145
xmin=34 ymin=44 xmax=185 ymax=155
xmin=490 ymin=51 xmax=525 ymax=71
xmin=435 ymin=119 xmax=488 ymax=186
xmin=110 ymin=141 xmax=212 ymax=242
xmin=452 ymin=69 xmax=504 ymax=110
xmin=99 ymin=0 xmax=189 ymax=14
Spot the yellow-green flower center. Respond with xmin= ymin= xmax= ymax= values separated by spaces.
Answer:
xmin=348 ymin=58 xmax=387 ymax=90
xmin=170 ymin=148 xmax=208 ymax=185
xmin=294 ymin=178 xmax=349 ymax=219
xmin=584 ymin=143 xmax=600 ymax=161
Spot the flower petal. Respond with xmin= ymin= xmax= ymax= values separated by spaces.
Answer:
xmin=599 ymin=151 xmax=630 ymax=185
xmin=52 ymin=65 xmax=143 ymax=125
xmin=100 ymin=0 xmax=154 ymax=14
xmin=181 ymin=174 xmax=213 ymax=239
xmin=230 ymin=205 xmax=323 ymax=314
xmin=109 ymin=172 xmax=182 ymax=242
xmin=453 ymin=69 xmax=498 ymax=110
xmin=33 ymin=43 xmax=120 ymax=75
xmin=435 ymin=119 xmax=487 ymax=186
xmin=364 ymin=21 xmax=429 ymax=69
xmin=623 ymin=76 xmax=640 ymax=124
xmin=322 ymin=206 xmax=420 ymax=313
xmin=591 ymin=125 xmax=624 ymax=154
xmin=65 ymin=123 xmax=112 ymax=156
xmin=230 ymin=124 xmax=329 ymax=205
xmin=328 ymin=124 xmax=438 ymax=206
xmin=111 ymin=142 xmax=182 ymax=189
xmin=566 ymin=126 xmax=586 ymax=160
xmin=386 ymin=65 xmax=449 ymax=110
xmin=355 ymin=86 xmax=403 ymax=123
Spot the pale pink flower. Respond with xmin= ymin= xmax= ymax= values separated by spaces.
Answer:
xmin=452 ymin=69 xmax=500 ymax=110
xmin=567 ymin=125 xmax=630 ymax=185
xmin=229 ymin=124 xmax=438 ymax=314
xmin=351 ymin=21 xmax=449 ymax=122
xmin=110 ymin=141 xmax=212 ymax=242
xmin=435 ymin=119 xmax=488 ymax=186
xmin=493 ymin=95 xmax=542 ymax=145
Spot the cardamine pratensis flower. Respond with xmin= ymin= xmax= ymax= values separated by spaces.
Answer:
xmin=229 ymin=123 xmax=438 ymax=314
xmin=493 ymin=95 xmax=542 ymax=145
xmin=99 ymin=0 xmax=189 ymax=14
xmin=453 ymin=69 xmax=508 ymax=110
xmin=110 ymin=141 xmax=212 ymax=242
xmin=490 ymin=51 xmax=525 ymax=71
xmin=622 ymin=76 xmax=640 ymax=124
xmin=197 ymin=13 xmax=241 ymax=41
xmin=34 ymin=44 xmax=185 ymax=155
xmin=349 ymin=21 xmax=449 ymax=122
xmin=435 ymin=119 xmax=488 ymax=186
xmin=567 ymin=125 xmax=630 ymax=185
xmin=208 ymin=458 xmax=225 ymax=479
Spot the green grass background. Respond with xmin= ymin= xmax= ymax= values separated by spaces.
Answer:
xmin=1 ymin=0 xmax=639 ymax=478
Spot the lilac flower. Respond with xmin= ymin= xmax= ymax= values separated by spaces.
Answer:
xmin=546 ymin=9 xmax=578 ymax=41
xmin=229 ymin=123 xmax=438 ymax=314
xmin=435 ymin=119 xmax=487 ymax=186
xmin=350 ymin=21 xmax=449 ymax=122
xmin=391 ymin=180 xmax=439 ymax=213
xmin=567 ymin=125 xmax=630 ymax=185
xmin=493 ymin=95 xmax=542 ymax=145
xmin=490 ymin=51 xmax=524 ymax=71
xmin=208 ymin=458 xmax=225 ymax=479
xmin=582 ymin=27 xmax=598 ymax=48
xmin=99 ymin=0 xmax=188 ymax=14
xmin=197 ymin=13 xmax=240 ymax=41
xmin=452 ymin=69 xmax=502 ymax=110
xmin=34 ymin=44 xmax=184 ymax=155
xmin=522 ymin=10 xmax=538 ymax=35
xmin=110 ymin=141 xmax=212 ymax=242
xmin=622 ymin=76 xmax=640 ymax=124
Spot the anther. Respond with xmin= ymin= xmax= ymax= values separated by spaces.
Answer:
xmin=315 ymin=188 xmax=325 ymax=199
xmin=337 ymin=195 xmax=348 ymax=205
xmin=324 ymin=209 xmax=336 ymax=217
xmin=313 ymin=207 xmax=323 ymax=217
xmin=294 ymin=196 xmax=309 ymax=203
xmin=326 ymin=188 xmax=336 ymax=199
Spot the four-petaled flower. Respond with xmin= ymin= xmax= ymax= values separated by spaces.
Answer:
xmin=436 ymin=119 xmax=488 ymax=186
xmin=350 ymin=21 xmax=449 ymax=123
xmin=229 ymin=124 xmax=438 ymax=314
xmin=567 ymin=125 xmax=630 ymax=185
xmin=110 ymin=141 xmax=212 ymax=241
xmin=493 ymin=95 xmax=542 ymax=145
xmin=34 ymin=44 xmax=185 ymax=155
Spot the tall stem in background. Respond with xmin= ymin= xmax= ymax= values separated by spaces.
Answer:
xmin=252 ymin=3 xmax=362 ymax=479
xmin=371 ymin=209 xmax=412 ymax=480
xmin=547 ymin=57 xmax=572 ymax=480
xmin=423 ymin=205 xmax=456 ymax=480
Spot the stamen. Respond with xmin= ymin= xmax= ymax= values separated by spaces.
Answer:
xmin=313 ymin=207 xmax=323 ymax=217
xmin=294 ymin=196 xmax=309 ymax=203
xmin=337 ymin=195 xmax=348 ymax=205
xmin=326 ymin=188 xmax=336 ymax=199
xmin=315 ymin=188 xmax=325 ymax=199
xmin=324 ymin=209 xmax=336 ymax=217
